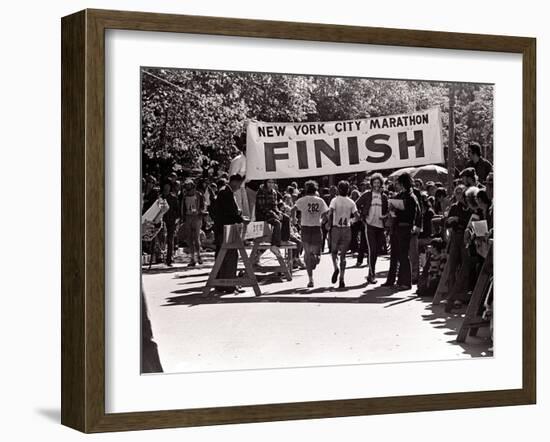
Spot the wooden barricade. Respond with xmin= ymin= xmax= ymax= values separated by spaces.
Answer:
xmin=247 ymin=222 xmax=296 ymax=281
xmin=202 ymin=223 xmax=262 ymax=297
xmin=456 ymin=242 xmax=493 ymax=343
xmin=250 ymin=240 xmax=296 ymax=281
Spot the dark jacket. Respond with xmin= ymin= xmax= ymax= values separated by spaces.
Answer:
xmin=419 ymin=208 xmax=435 ymax=239
xmin=395 ymin=189 xmax=419 ymax=226
xmin=412 ymin=188 xmax=423 ymax=228
xmin=162 ymin=193 xmax=180 ymax=226
xmin=355 ymin=190 xmax=389 ymax=222
xmin=213 ymin=185 xmax=243 ymax=226
xmin=466 ymin=157 xmax=493 ymax=183
xmin=446 ymin=201 xmax=471 ymax=232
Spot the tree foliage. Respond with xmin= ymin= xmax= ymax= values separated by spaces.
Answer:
xmin=141 ymin=68 xmax=493 ymax=178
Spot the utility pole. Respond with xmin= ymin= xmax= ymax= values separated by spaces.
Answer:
xmin=447 ymin=84 xmax=456 ymax=193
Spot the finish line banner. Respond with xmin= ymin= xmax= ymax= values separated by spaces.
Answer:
xmin=245 ymin=107 xmax=444 ymax=180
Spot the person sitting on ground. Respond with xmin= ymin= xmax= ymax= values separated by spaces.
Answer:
xmin=328 ymin=180 xmax=360 ymax=289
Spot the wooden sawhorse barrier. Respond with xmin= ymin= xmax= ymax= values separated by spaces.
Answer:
xmin=202 ymin=223 xmax=261 ymax=297
xmin=250 ymin=240 xmax=297 ymax=281
xmin=456 ymin=243 xmax=493 ymax=343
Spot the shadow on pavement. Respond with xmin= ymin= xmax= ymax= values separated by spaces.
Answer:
xmin=163 ymin=283 xmax=419 ymax=307
xmin=173 ymin=271 xmax=212 ymax=279
xmin=420 ymin=302 xmax=493 ymax=358
xmin=153 ymin=254 xmax=492 ymax=357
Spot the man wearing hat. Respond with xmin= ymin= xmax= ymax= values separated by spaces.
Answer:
xmin=211 ymin=174 xmax=247 ymax=294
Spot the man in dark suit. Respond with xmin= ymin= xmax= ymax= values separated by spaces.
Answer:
xmin=212 ymin=174 xmax=246 ymax=293
xmin=383 ymin=172 xmax=420 ymax=290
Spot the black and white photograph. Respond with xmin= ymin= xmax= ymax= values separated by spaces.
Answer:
xmin=1 ymin=0 xmax=545 ymax=437
xmin=140 ymin=67 xmax=494 ymax=375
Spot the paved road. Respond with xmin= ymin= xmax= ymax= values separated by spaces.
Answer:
xmin=142 ymin=251 xmax=492 ymax=374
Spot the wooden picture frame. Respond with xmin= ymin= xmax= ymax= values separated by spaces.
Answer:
xmin=61 ymin=9 xmax=536 ymax=433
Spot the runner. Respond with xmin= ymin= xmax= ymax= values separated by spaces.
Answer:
xmin=328 ymin=180 xmax=360 ymax=289
xmin=355 ymin=173 xmax=389 ymax=284
xmin=292 ymin=180 xmax=329 ymax=287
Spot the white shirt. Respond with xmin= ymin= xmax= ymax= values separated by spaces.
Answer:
xmin=228 ymin=153 xmax=246 ymax=177
xmin=229 ymin=153 xmax=247 ymax=189
xmin=329 ymin=196 xmax=357 ymax=227
xmin=366 ymin=191 xmax=384 ymax=228
xmin=295 ymin=195 xmax=329 ymax=227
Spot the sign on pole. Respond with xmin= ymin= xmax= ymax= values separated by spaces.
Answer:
xmin=244 ymin=221 xmax=265 ymax=240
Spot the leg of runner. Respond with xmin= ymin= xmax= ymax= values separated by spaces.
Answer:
xmin=330 ymin=227 xmax=340 ymax=284
xmin=303 ymin=242 xmax=315 ymax=287
xmin=338 ymin=227 xmax=351 ymax=288
xmin=338 ymin=249 xmax=347 ymax=288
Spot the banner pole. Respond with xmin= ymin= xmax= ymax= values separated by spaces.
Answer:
xmin=447 ymin=84 xmax=456 ymax=193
